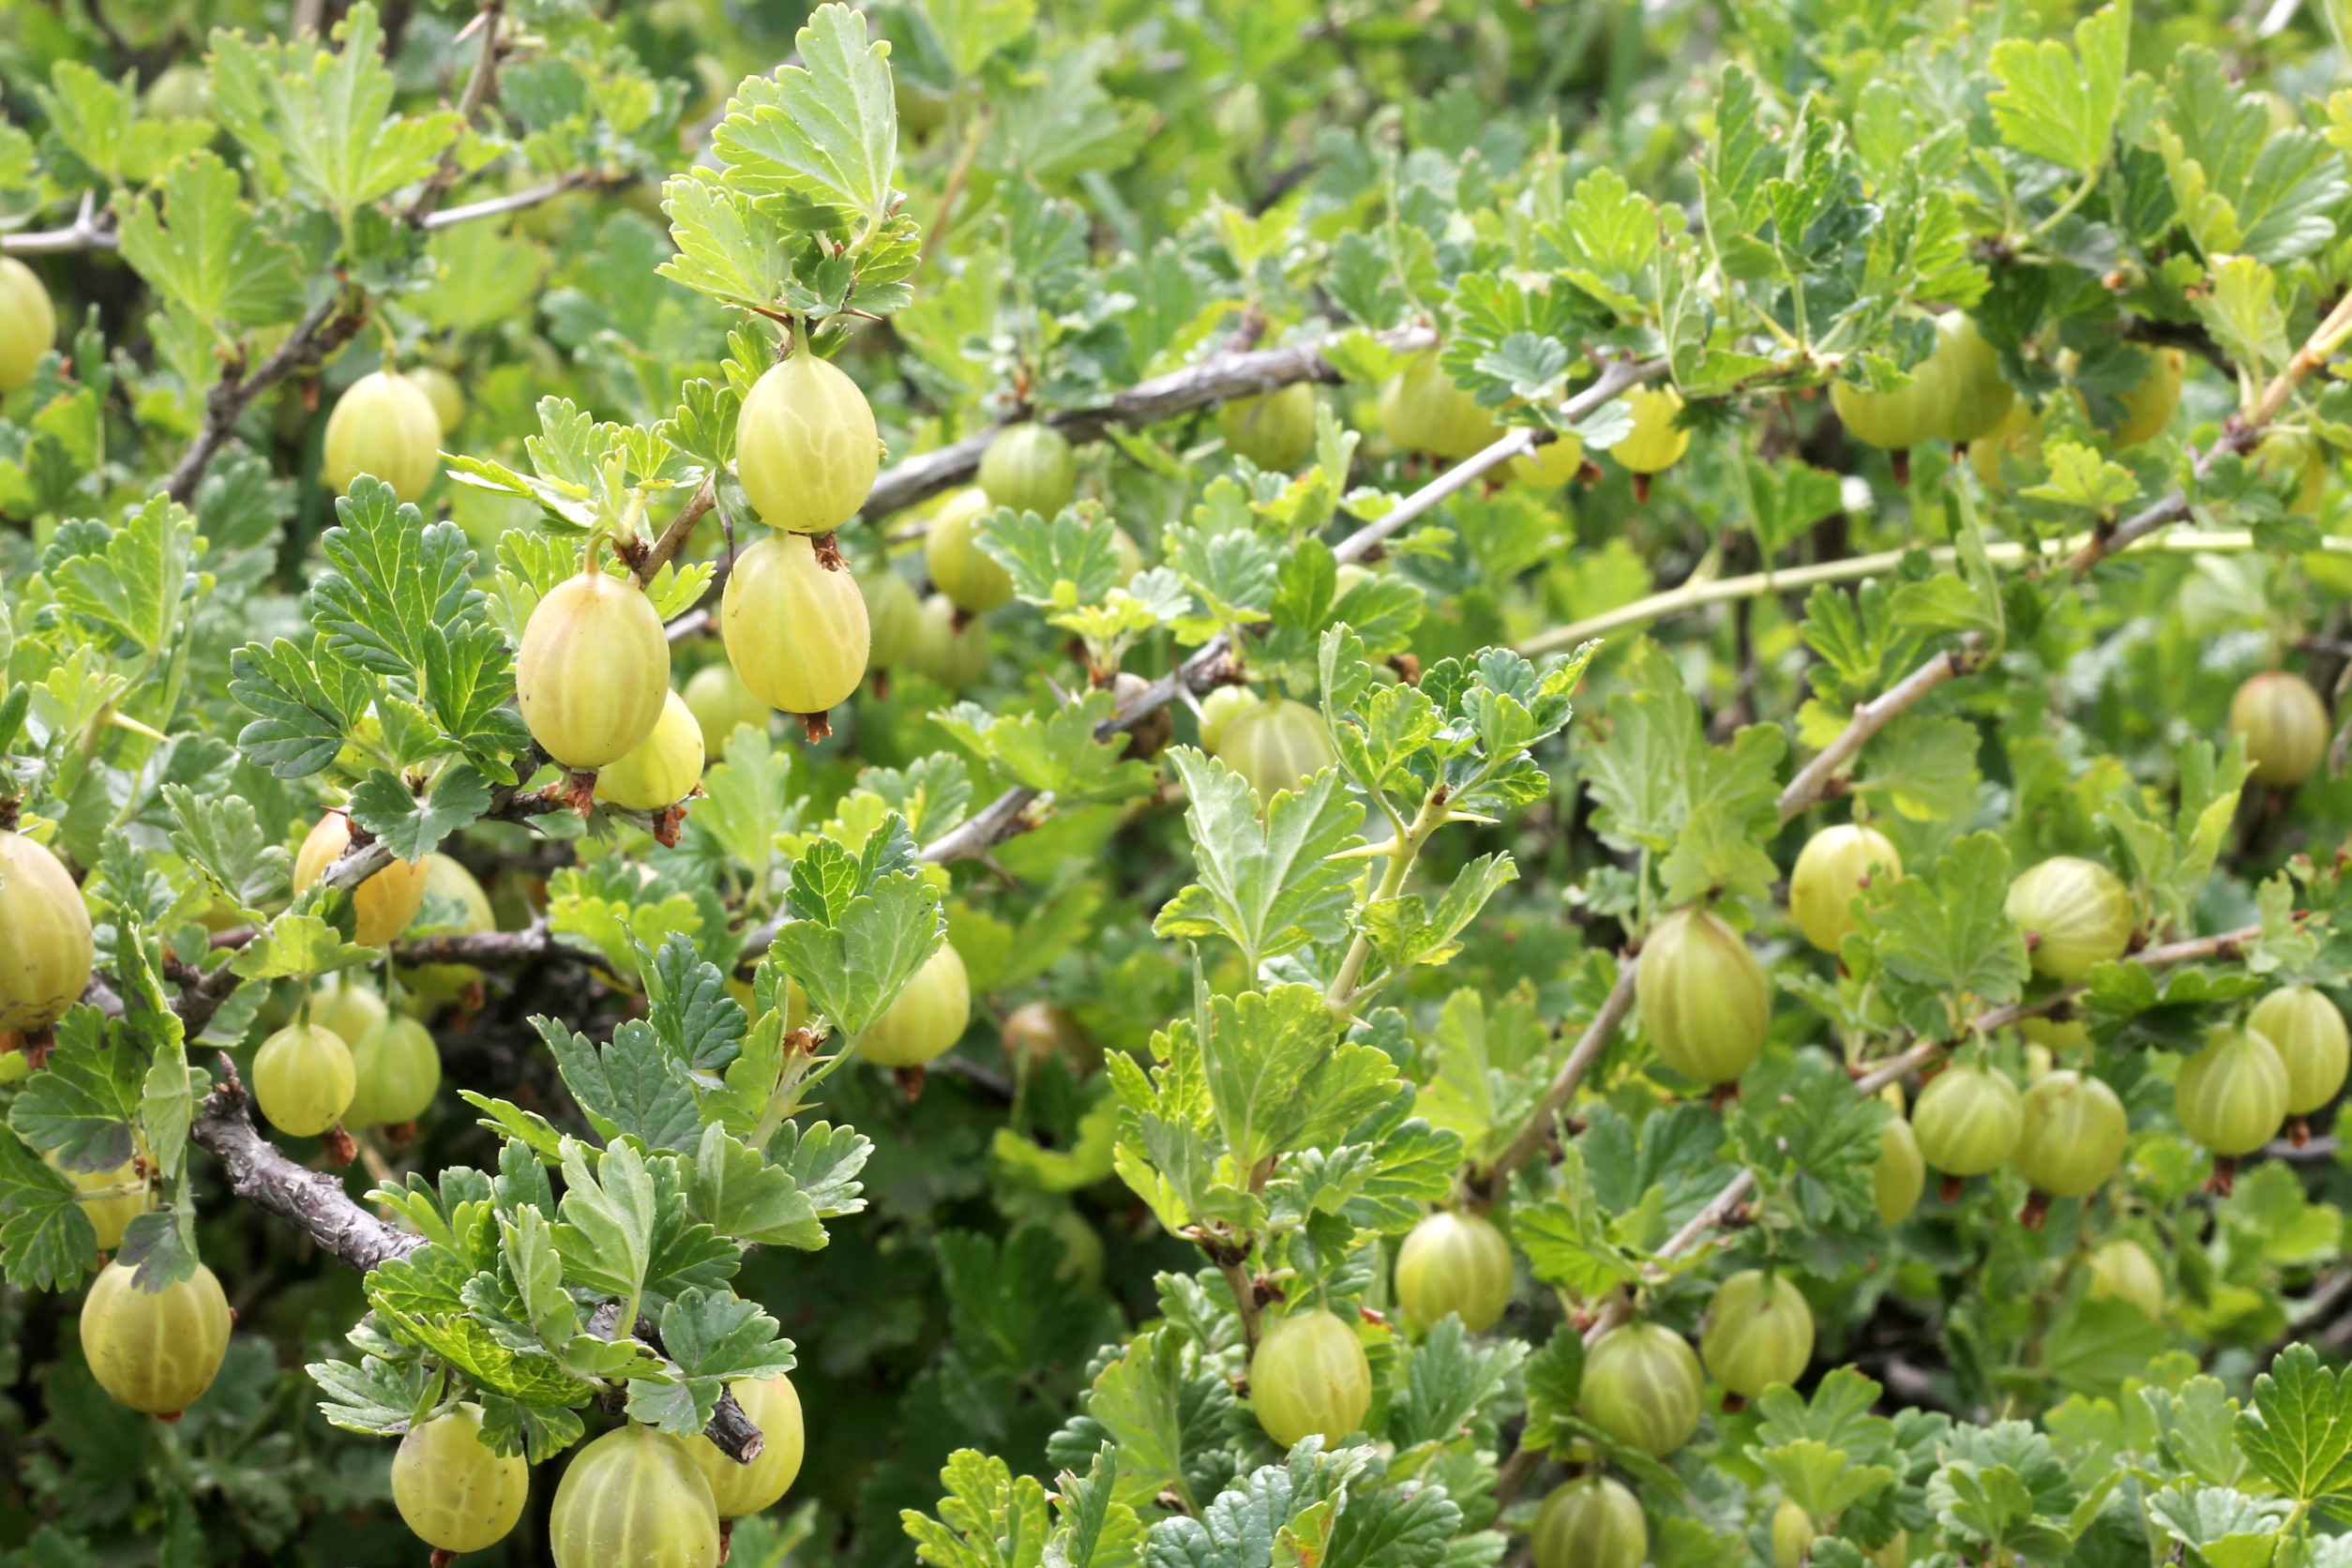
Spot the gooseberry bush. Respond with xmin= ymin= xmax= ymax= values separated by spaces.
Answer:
xmin=17 ymin=2 xmax=2352 ymax=1567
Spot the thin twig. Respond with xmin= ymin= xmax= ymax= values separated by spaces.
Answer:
xmin=1776 ymin=641 xmax=1979 ymax=822
xmin=1517 ymin=529 xmax=2342 ymax=656
xmin=636 ymin=479 xmax=717 ymax=586
xmin=1481 ymin=964 xmax=1638 ymax=1191
xmin=1 ymin=190 xmax=115 ymax=255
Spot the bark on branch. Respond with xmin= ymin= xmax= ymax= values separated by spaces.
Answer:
xmin=389 ymin=922 xmax=566 ymax=967
xmin=854 ymin=326 xmax=1439 ymax=524
xmin=190 ymin=1060 xmax=424 ymax=1273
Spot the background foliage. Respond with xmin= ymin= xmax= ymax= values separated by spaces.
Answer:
xmin=13 ymin=1 xmax=2352 ymax=1567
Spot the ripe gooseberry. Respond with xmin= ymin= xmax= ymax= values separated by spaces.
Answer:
xmin=1635 ymin=906 xmax=1772 ymax=1088
xmin=48 ymin=1145 xmax=148 ymax=1252
xmin=2228 ymin=671 xmax=2330 ymax=788
xmin=143 ymin=64 xmax=210 ymax=119
xmin=409 ymin=366 xmax=466 ymax=436
xmin=722 ymin=533 xmax=870 ymax=722
xmin=857 ymin=941 xmax=972 ymax=1068
xmin=1933 ymin=313 xmax=2015 ymax=444
xmin=1874 ymin=1109 xmax=1925 ymax=1227
xmin=684 ymin=662 xmax=771 ymax=749
xmin=906 ymin=593 xmax=991 ymax=691
xmin=2105 ymin=347 xmax=2185 ymax=449
xmin=517 ymin=565 xmax=671 ymax=769
xmin=2175 ymin=1024 xmax=2289 ymax=1161
xmin=81 ymin=1258 xmax=232 ymax=1416
xmin=1197 ymin=685 xmax=1262 ymax=753
xmin=311 ymin=973 xmax=388 ymax=1049
xmin=2254 ymin=430 xmax=2329 ymax=517
xmin=347 ymin=1015 xmax=443 ymax=1127
xmin=1249 ymin=1306 xmax=1374 ymax=1447
xmin=253 ymin=1021 xmax=356 ymax=1138
xmin=550 ymin=1423 xmax=721 ymax=1568
xmin=0 ymin=828 xmax=95 ymax=1033
xmin=393 ymin=1402 xmax=531 ymax=1555
xmin=1788 ymin=823 xmax=1901 ymax=954
xmin=1214 ymin=698 xmax=1335 ymax=803
xmin=1579 ymin=1319 xmax=1704 ymax=1457
xmin=1002 ymin=1002 xmax=1099 ymax=1075
xmin=324 ymin=370 xmax=445 ymax=502
xmin=1612 ymin=386 xmax=1690 ymax=488
xmin=2249 ymin=986 xmax=2350 ymax=1119
xmin=1832 ymin=357 xmax=1948 ymax=459
xmin=1393 ymin=1210 xmax=1514 ymax=1333
xmin=2006 ymin=856 xmax=2133 ymax=982
xmin=1379 ymin=352 xmax=1503 ymax=460
xmin=689 ymin=1374 xmax=804 ymax=1517
xmin=925 ymin=489 xmax=1015 ymax=614
xmin=1531 ymin=1477 xmax=1646 ymax=1568
xmin=1109 ymin=525 xmax=1145 ymax=584
xmin=861 ymin=562 xmax=925 ymax=671
xmin=1772 ymin=1500 xmax=1816 ymax=1568
xmin=978 ymin=423 xmax=1078 ymax=518
xmin=2011 ymin=1070 xmax=2128 ymax=1211
xmin=2018 ymin=1013 xmax=2090 ymax=1051
xmin=1968 ymin=400 xmax=2043 ymax=490
xmin=734 ymin=350 xmax=880 ymax=535
xmin=294 ymin=811 xmax=429 ymax=947
xmin=1909 ymin=1062 xmax=2023 ymax=1181
xmin=0 ymin=257 xmax=58 ymax=392
xmin=397 ymin=854 xmax=496 ymax=1017
xmin=2087 ymin=1238 xmax=2165 ymax=1321
xmin=1221 ymin=384 xmax=1319 ymax=472
xmin=596 ymin=689 xmax=706 ymax=811
xmin=1698 ymin=1270 xmax=1814 ymax=1399
xmin=1511 ymin=432 xmax=1585 ymax=489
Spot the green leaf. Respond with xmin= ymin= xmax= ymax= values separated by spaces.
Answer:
xmin=1871 ymin=833 xmax=2029 ymax=1009
xmin=1152 ymin=750 xmax=1364 ymax=973
xmin=552 ymin=1139 xmax=657 ymax=1304
xmin=212 ymin=4 xmax=463 ymax=220
xmin=932 ymin=691 xmax=1158 ymax=805
xmin=688 ymin=1120 xmax=870 ymax=1249
xmin=2194 ymin=255 xmax=2291 ymax=378
xmin=0 ymin=1129 xmax=91 ymax=1291
xmin=770 ymin=820 xmax=946 ymax=1040
xmin=8 ymin=1007 xmax=143 ymax=1172
xmin=229 ymin=912 xmax=376 ymax=982
xmin=905 ymin=1449 xmax=1054 ymax=1568
xmin=164 ymin=783 xmax=292 ymax=915
xmin=713 ymin=5 xmax=898 ymax=231
xmin=230 ymin=636 xmax=359 ymax=778
xmin=2021 ymin=443 xmax=2141 ymax=509
xmin=1986 ymin=0 xmax=2130 ymax=174
xmin=2234 ymin=1344 xmax=2352 ymax=1502
xmin=928 ymin=0 xmax=1038 ymax=77
xmin=344 ymin=763 xmax=491 ymax=862
xmin=535 ymin=1018 xmax=703 ymax=1154
xmin=50 ymin=496 xmax=198 ymax=658
xmin=116 ymin=149 xmax=304 ymax=336
xmin=656 ymin=170 xmax=793 ymax=313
